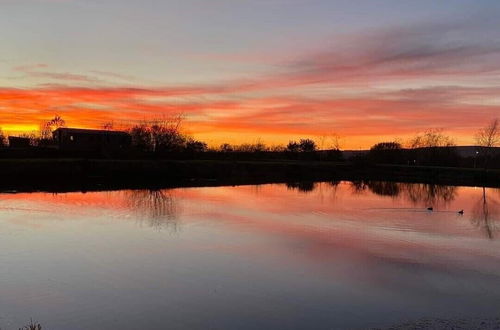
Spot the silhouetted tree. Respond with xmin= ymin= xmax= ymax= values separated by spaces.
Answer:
xmin=407 ymin=129 xmax=458 ymax=166
xmin=475 ymin=118 xmax=499 ymax=169
xmin=235 ymin=142 xmax=267 ymax=152
xmin=408 ymin=129 xmax=455 ymax=148
xmin=475 ymin=118 xmax=499 ymax=148
xmin=39 ymin=115 xmax=66 ymax=140
xmin=371 ymin=142 xmax=402 ymax=151
xmin=129 ymin=116 xmax=188 ymax=152
xmin=129 ymin=124 xmax=153 ymax=151
xmin=219 ymin=143 xmax=233 ymax=152
xmin=268 ymin=144 xmax=286 ymax=152
xmin=287 ymin=139 xmax=317 ymax=152
xmin=327 ymin=132 xmax=343 ymax=150
xmin=286 ymin=141 xmax=300 ymax=152
xmin=151 ymin=122 xmax=186 ymax=152
xmin=0 ymin=128 xmax=7 ymax=147
xmin=186 ymin=139 xmax=208 ymax=152
xmin=102 ymin=121 xmax=114 ymax=130
xmin=299 ymin=139 xmax=317 ymax=152
xmin=217 ymin=142 xmax=273 ymax=153
xmin=369 ymin=141 xmax=403 ymax=164
xmin=318 ymin=133 xmax=343 ymax=151
xmin=18 ymin=319 xmax=42 ymax=330
xmin=330 ymin=133 xmax=343 ymax=151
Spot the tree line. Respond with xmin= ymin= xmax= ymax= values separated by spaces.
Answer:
xmin=0 ymin=115 xmax=335 ymax=154
xmin=367 ymin=119 xmax=499 ymax=168
xmin=0 ymin=115 xmax=498 ymax=168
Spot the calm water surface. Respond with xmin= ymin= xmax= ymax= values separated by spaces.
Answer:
xmin=0 ymin=181 xmax=499 ymax=329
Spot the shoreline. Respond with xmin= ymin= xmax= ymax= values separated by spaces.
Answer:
xmin=1 ymin=159 xmax=499 ymax=193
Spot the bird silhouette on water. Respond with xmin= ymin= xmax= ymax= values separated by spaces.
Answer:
xmin=426 ymin=207 xmax=464 ymax=214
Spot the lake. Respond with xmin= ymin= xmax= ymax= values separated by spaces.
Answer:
xmin=0 ymin=181 xmax=499 ymax=329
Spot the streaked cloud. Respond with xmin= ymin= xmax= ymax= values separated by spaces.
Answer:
xmin=13 ymin=64 xmax=100 ymax=83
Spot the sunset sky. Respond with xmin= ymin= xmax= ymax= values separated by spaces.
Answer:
xmin=1 ymin=0 xmax=500 ymax=149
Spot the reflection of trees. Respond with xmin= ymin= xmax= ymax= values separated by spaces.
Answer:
xmin=354 ymin=181 xmax=458 ymax=207
xmin=327 ymin=180 xmax=341 ymax=191
xmin=350 ymin=180 xmax=368 ymax=194
xmin=285 ymin=180 xmax=458 ymax=208
xmin=124 ymin=189 xmax=180 ymax=231
xmin=400 ymin=183 xmax=457 ymax=207
xmin=286 ymin=180 xmax=341 ymax=194
xmin=365 ymin=181 xmax=400 ymax=197
xmin=286 ymin=181 xmax=317 ymax=193
xmin=471 ymin=187 xmax=500 ymax=239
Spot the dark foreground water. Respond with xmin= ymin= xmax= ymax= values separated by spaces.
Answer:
xmin=0 ymin=181 xmax=499 ymax=330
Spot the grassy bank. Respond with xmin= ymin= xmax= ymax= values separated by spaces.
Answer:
xmin=0 ymin=159 xmax=499 ymax=192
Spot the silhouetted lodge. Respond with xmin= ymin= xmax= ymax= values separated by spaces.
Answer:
xmin=53 ymin=128 xmax=131 ymax=152
xmin=8 ymin=136 xmax=31 ymax=149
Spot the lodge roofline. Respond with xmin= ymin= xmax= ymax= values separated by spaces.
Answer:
xmin=53 ymin=128 xmax=129 ymax=135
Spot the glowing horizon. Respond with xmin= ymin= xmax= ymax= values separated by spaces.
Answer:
xmin=1 ymin=0 xmax=500 ymax=149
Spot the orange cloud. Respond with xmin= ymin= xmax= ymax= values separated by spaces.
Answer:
xmin=1 ymin=84 xmax=499 ymax=148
